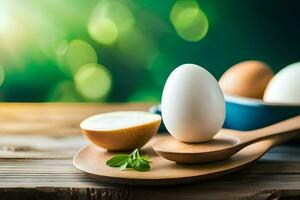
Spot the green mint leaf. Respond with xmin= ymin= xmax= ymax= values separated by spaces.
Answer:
xmin=133 ymin=158 xmax=150 ymax=172
xmin=130 ymin=149 xmax=140 ymax=160
xmin=120 ymin=161 xmax=130 ymax=170
xmin=106 ymin=149 xmax=151 ymax=172
xmin=106 ymin=155 xmax=129 ymax=167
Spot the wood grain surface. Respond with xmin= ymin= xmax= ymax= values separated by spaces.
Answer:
xmin=1 ymin=103 xmax=300 ymax=200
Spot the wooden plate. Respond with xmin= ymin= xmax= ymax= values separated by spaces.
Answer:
xmin=73 ymin=136 xmax=274 ymax=185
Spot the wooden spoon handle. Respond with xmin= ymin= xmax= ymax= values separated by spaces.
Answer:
xmin=242 ymin=115 xmax=300 ymax=144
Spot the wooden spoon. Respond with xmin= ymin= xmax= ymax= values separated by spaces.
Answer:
xmin=153 ymin=115 xmax=300 ymax=164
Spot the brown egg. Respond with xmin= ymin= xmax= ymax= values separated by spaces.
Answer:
xmin=219 ymin=61 xmax=274 ymax=99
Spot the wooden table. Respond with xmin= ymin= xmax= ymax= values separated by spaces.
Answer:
xmin=1 ymin=103 xmax=300 ymax=200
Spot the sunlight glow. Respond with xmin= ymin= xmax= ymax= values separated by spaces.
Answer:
xmin=0 ymin=1 xmax=20 ymax=39
xmin=0 ymin=12 xmax=11 ymax=35
xmin=0 ymin=1 xmax=16 ymax=37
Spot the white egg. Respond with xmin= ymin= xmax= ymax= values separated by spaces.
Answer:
xmin=264 ymin=62 xmax=300 ymax=104
xmin=161 ymin=64 xmax=225 ymax=143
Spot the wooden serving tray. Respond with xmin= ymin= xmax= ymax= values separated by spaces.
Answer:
xmin=73 ymin=136 xmax=275 ymax=185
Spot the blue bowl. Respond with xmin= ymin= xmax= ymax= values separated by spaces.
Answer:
xmin=150 ymin=95 xmax=300 ymax=132
xmin=224 ymin=95 xmax=300 ymax=130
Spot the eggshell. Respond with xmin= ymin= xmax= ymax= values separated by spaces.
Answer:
xmin=219 ymin=61 xmax=274 ymax=99
xmin=161 ymin=64 xmax=225 ymax=143
xmin=264 ymin=62 xmax=300 ymax=104
xmin=80 ymin=111 xmax=161 ymax=150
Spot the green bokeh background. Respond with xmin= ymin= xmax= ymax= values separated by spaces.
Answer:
xmin=0 ymin=0 xmax=299 ymax=102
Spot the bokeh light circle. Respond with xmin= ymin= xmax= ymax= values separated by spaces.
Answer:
xmin=88 ymin=17 xmax=118 ymax=45
xmin=47 ymin=80 xmax=82 ymax=102
xmin=88 ymin=1 xmax=135 ymax=46
xmin=170 ymin=0 xmax=209 ymax=42
xmin=57 ymin=40 xmax=98 ymax=76
xmin=75 ymin=63 xmax=112 ymax=101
